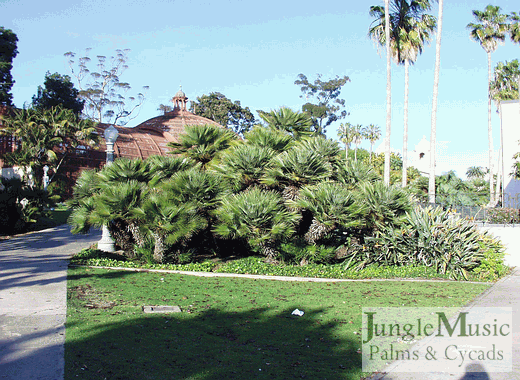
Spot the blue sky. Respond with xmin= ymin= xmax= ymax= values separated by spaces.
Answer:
xmin=4 ymin=0 xmax=520 ymax=178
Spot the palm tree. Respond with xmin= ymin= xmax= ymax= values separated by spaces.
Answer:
xmin=429 ymin=0 xmax=443 ymax=204
xmin=168 ymin=124 xmax=236 ymax=167
xmin=352 ymin=124 xmax=364 ymax=161
xmin=363 ymin=124 xmax=382 ymax=160
xmin=337 ymin=122 xmax=354 ymax=159
xmin=369 ymin=1 xmax=436 ymax=188
xmin=258 ymin=107 xmax=314 ymax=140
xmin=467 ymin=5 xmax=509 ymax=205
xmin=466 ymin=166 xmax=486 ymax=179
xmin=243 ymin=125 xmax=293 ymax=153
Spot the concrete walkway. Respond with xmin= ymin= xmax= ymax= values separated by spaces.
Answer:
xmin=0 ymin=225 xmax=100 ymax=380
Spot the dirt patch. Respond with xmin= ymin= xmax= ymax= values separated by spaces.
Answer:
xmin=69 ymin=284 xmax=116 ymax=309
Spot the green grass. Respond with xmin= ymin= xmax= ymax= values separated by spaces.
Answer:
xmin=29 ymin=204 xmax=72 ymax=232
xmin=65 ymin=266 xmax=490 ymax=380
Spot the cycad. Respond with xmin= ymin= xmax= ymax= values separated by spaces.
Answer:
xmin=211 ymin=144 xmax=277 ymax=191
xmin=213 ymin=187 xmax=300 ymax=259
xmin=168 ymin=124 xmax=236 ymax=167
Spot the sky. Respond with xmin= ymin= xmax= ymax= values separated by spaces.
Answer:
xmin=3 ymin=0 xmax=520 ymax=179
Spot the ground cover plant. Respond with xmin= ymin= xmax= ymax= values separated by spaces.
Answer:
xmin=65 ymin=266 xmax=490 ymax=380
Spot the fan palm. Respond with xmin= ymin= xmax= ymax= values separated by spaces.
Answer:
xmin=369 ymin=0 xmax=436 ymax=187
xmin=211 ymin=144 xmax=277 ymax=191
xmin=290 ymin=182 xmax=366 ymax=244
xmin=336 ymin=160 xmax=380 ymax=189
xmin=168 ymin=124 xmax=236 ymax=167
xmin=467 ymin=5 xmax=509 ymax=205
xmin=363 ymin=124 xmax=381 ymax=161
xmin=337 ymin=122 xmax=355 ymax=159
xmin=258 ymin=107 xmax=314 ymax=140
xmin=213 ymin=187 xmax=300 ymax=259
xmin=354 ymin=181 xmax=413 ymax=232
xmin=262 ymin=144 xmax=334 ymax=200
xmin=146 ymin=155 xmax=196 ymax=186
xmin=295 ymin=136 xmax=342 ymax=168
xmin=243 ymin=125 xmax=293 ymax=153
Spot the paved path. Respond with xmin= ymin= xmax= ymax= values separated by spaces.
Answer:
xmin=0 ymin=225 xmax=100 ymax=380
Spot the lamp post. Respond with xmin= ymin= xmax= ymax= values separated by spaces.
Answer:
xmin=98 ymin=125 xmax=119 ymax=252
xmin=42 ymin=165 xmax=50 ymax=191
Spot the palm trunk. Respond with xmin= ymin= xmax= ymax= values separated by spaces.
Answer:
xmin=384 ymin=0 xmax=392 ymax=186
xmin=402 ymin=59 xmax=410 ymax=188
xmin=487 ymin=51 xmax=495 ymax=205
xmin=429 ymin=0 xmax=443 ymax=204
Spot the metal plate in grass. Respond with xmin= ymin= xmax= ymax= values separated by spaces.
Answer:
xmin=142 ymin=305 xmax=182 ymax=313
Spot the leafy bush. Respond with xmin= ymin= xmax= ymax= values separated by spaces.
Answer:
xmin=346 ymin=207 xmax=507 ymax=280
xmin=486 ymin=208 xmax=520 ymax=224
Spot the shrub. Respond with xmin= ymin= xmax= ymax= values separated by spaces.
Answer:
xmin=346 ymin=207 xmax=507 ymax=280
xmin=486 ymin=208 xmax=520 ymax=224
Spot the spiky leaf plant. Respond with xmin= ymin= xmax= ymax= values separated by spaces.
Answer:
xmin=146 ymin=155 xmax=196 ymax=186
xmin=213 ymin=187 xmax=300 ymax=259
xmin=336 ymin=159 xmax=380 ymax=189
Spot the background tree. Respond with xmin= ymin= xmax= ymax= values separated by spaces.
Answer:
xmin=490 ymin=60 xmax=520 ymax=102
xmin=65 ymin=48 xmax=148 ymax=125
xmin=294 ymin=73 xmax=350 ymax=135
xmin=1 ymin=106 xmax=98 ymax=185
xmin=31 ymin=72 xmax=84 ymax=115
xmin=337 ymin=122 xmax=354 ymax=159
xmin=0 ymin=27 xmax=18 ymax=106
xmin=157 ymin=104 xmax=173 ymax=114
xmin=363 ymin=123 xmax=382 ymax=160
xmin=190 ymin=92 xmax=256 ymax=135
xmin=369 ymin=0 xmax=436 ymax=187
xmin=508 ymin=12 xmax=520 ymax=102
xmin=466 ymin=166 xmax=486 ymax=179
xmin=467 ymin=5 xmax=509 ymax=205
xmin=352 ymin=124 xmax=364 ymax=161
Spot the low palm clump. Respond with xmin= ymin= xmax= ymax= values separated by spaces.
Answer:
xmin=68 ymin=123 xmax=506 ymax=280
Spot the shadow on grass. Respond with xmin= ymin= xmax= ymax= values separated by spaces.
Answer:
xmin=65 ymin=307 xmax=362 ymax=380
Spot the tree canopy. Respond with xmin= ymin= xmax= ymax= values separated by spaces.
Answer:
xmin=32 ymin=72 xmax=84 ymax=115
xmin=0 ymin=27 xmax=19 ymax=106
xmin=294 ymin=73 xmax=350 ymax=135
xmin=65 ymin=48 xmax=148 ymax=125
xmin=190 ymin=92 xmax=256 ymax=135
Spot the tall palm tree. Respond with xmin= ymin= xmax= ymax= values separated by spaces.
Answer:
xmin=369 ymin=0 xmax=436 ymax=187
xmin=337 ymin=122 xmax=354 ymax=159
xmin=429 ymin=0 xmax=443 ymax=204
xmin=363 ymin=124 xmax=382 ymax=160
xmin=467 ymin=5 xmax=509 ymax=205
xmin=352 ymin=124 xmax=364 ymax=161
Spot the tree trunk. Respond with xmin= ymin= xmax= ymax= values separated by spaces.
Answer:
xmin=429 ymin=0 xmax=443 ymax=204
xmin=487 ymin=51 xmax=495 ymax=205
xmin=402 ymin=59 xmax=410 ymax=187
xmin=384 ymin=0 xmax=392 ymax=186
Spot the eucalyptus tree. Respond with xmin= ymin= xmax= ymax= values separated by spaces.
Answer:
xmin=363 ymin=123 xmax=382 ymax=160
xmin=467 ymin=5 xmax=509 ymax=205
xmin=369 ymin=0 xmax=436 ymax=187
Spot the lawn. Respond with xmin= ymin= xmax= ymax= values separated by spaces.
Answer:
xmin=65 ymin=266 xmax=490 ymax=380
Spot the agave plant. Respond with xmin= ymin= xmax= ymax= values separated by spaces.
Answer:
xmin=213 ymin=187 xmax=300 ymax=259
xmin=350 ymin=207 xmax=505 ymax=280
xmin=290 ymin=181 xmax=366 ymax=244
xmin=210 ymin=144 xmax=277 ymax=191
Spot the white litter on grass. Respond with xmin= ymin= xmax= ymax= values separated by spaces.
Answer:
xmin=291 ymin=309 xmax=304 ymax=316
